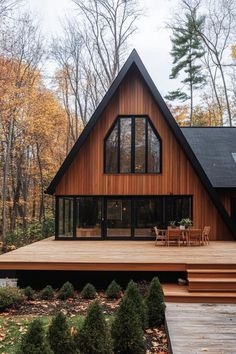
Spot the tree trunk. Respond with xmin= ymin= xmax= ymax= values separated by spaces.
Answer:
xmin=1 ymin=116 xmax=14 ymax=244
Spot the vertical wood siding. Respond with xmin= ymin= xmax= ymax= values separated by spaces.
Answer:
xmin=55 ymin=67 xmax=233 ymax=240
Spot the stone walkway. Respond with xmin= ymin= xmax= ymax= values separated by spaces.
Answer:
xmin=166 ymin=303 xmax=236 ymax=354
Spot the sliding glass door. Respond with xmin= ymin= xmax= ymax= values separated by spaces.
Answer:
xmin=106 ymin=199 xmax=131 ymax=237
xmin=56 ymin=195 xmax=192 ymax=239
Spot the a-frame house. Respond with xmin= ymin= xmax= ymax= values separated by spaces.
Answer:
xmin=46 ymin=49 xmax=236 ymax=241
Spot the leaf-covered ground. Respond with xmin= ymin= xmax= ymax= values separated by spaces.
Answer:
xmin=0 ymin=292 xmax=168 ymax=353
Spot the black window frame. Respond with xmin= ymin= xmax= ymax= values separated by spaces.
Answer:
xmin=104 ymin=115 xmax=162 ymax=174
xmin=55 ymin=195 xmax=192 ymax=240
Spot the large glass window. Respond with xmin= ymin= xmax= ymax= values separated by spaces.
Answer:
xmin=107 ymin=199 xmax=131 ymax=237
xmin=76 ymin=197 xmax=102 ymax=237
xmin=120 ymin=118 xmax=132 ymax=173
xmin=58 ymin=197 xmax=73 ymax=237
xmin=165 ymin=196 xmax=192 ymax=226
xmin=135 ymin=198 xmax=163 ymax=236
xmin=104 ymin=122 xmax=118 ymax=173
xmin=104 ymin=116 xmax=161 ymax=174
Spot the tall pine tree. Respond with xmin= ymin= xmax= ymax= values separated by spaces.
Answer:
xmin=166 ymin=9 xmax=205 ymax=124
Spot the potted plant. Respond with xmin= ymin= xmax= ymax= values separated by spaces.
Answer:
xmin=179 ymin=218 xmax=192 ymax=230
xmin=169 ymin=220 xmax=176 ymax=228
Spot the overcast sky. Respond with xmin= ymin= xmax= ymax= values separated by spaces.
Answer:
xmin=26 ymin=0 xmax=180 ymax=96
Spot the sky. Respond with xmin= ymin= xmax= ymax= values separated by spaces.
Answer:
xmin=26 ymin=0 xmax=180 ymax=96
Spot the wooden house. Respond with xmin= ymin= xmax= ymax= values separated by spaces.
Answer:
xmin=46 ymin=50 xmax=236 ymax=241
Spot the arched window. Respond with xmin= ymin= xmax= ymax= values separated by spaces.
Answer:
xmin=104 ymin=116 xmax=161 ymax=174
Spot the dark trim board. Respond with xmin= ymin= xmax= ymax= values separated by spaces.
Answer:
xmin=45 ymin=49 xmax=236 ymax=240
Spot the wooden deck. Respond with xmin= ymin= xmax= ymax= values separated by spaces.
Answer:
xmin=1 ymin=239 xmax=236 ymax=302
xmin=0 ymin=238 xmax=236 ymax=271
xmin=166 ymin=303 xmax=236 ymax=353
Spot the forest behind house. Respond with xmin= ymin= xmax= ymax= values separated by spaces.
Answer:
xmin=0 ymin=0 xmax=235 ymax=248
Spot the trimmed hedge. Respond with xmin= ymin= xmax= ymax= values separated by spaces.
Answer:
xmin=146 ymin=277 xmax=166 ymax=327
xmin=81 ymin=283 xmax=97 ymax=299
xmin=76 ymin=300 xmax=113 ymax=354
xmin=105 ymin=280 xmax=121 ymax=299
xmin=58 ymin=282 xmax=74 ymax=300
xmin=17 ymin=318 xmax=53 ymax=354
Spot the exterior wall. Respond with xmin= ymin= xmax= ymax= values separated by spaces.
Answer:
xmin=55 ymin=67 xmax=232 ymax=240
xmin=219 ymin=190 xmax=236 ymax=215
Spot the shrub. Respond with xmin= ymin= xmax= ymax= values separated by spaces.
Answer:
xmin=76 ymin=300 xmax=113 ymax=354
xmin=124 ymin=280 xmax=147 ymax=328
xmin=58 ymin=282 xmax=74 ymax=300
xmin=48 ymin=312 xmax=77 ymax=354
xmin=81 ymin=283 xmax=96 ymax=299
xmin=40 ymin=285 xmax=54 ymax=300
xmin=0 ymin=286 xmax=23 ymax=310
xmin=105 ymin=280 xmax=121 ymax=299
xmin=17 ymin=318 xmax=53 ymax=354
xmin=24 ymin=286 xmax=34 ymax=300
xmin=111 ymin=295 xmax=145 ymax=354
xmin=146 ymin=277 xmax=166 ymax=327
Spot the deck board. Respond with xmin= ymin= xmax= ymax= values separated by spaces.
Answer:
xmin=0 ymin=238 xmax=236 ymax=271
xmin=166 ymin=303 xmax=236 ymax=353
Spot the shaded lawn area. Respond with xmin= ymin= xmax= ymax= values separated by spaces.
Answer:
xmin=0 ymin=314 xmax=85 ymax=354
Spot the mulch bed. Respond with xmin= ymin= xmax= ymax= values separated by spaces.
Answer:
xmin=0 ymin=290 xmax=168 ymax=353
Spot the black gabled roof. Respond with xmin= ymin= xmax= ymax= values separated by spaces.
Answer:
xmin=182 ymin=127 xmax=236 ymax=188
xmin=46 ymin=49 xmax=236 ymax=239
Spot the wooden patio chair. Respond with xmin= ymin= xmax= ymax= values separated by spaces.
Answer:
xmin=202 ymin=226 xmax=211 ymax=245
xmin=188 ymin=229 xmax=202 ymax=246
xmin=167 ymin=228 xmax=182 ymax=247
xmin=154 ymin=227 xmax=167 ymax=246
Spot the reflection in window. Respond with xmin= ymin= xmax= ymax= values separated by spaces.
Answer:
xmin=105 ymin=122 xmax=118 ymax=173
xmin=120 ymin=118 xmax=132 ymax=173
xmin=104 ymin=116 xmax=161 ymax=174
xmin=58 ymin=197 xmax=73 ymax=237
xmin=135 ymin=198 xmax=163 ymax=236
xmin=135 ymin=118 xmax=146 ymax=172
xmin=76 ymin=197 xmax=102 ymax=237
xmin=148 ymin=122 xmax=161 ymax=173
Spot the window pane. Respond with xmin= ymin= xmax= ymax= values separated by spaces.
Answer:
xmin=148 ymin=122 xmax=160 ymax=173
xmin=105 ymin=122 xmax=118 ymax=173
xmin=120 ymin=118 xmax=132 ymax=173
xmin=107 ymin=199 xmax=131 ymax=237
xmin=76 ymin=197 xmax=101 ymax=237
xmin=135 ymin=118 xmax=146 ymax=172
xmin=165 ymin=197 xmax=191 ymax=226
xmin=135 ymin=198 xmax=163 ymax=236
xmin=58 ymin=197 xmax=73 ymax=237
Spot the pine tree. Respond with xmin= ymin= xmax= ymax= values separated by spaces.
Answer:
xmin=105 ymin=280 xmax=122 ymax=299
xmin=81 ymin=283 xmax=96 ymax=299
xmin=48 ymin=312 xmax=77 ymax=354
xmin=17 ymin=318 xmax=53 ymax=354
xmin=146 ymin=277 xmax=166 ymax=327
xmin=111 ymin=295 xmax=145 ymax=354
xmin=124 ymin=280 xmax=147 ymax=328
xmin=166 ymin=8 xmax=205 ymax=124
xmin=76 ymin=300 xmax=113 ymax=354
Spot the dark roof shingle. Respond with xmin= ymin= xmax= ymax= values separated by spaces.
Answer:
xmin=181 ymin=127 xmax=236 ymax=188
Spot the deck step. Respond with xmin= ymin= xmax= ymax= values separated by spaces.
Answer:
xmin=187 ymin=267 xmax=236 ymax=292
xmin=163 ymin=284 xmax=236 ymax=303
xmin=188 ymin=269 xmax=236 ymax=278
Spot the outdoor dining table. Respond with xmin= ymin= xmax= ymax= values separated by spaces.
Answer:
xmin=166 ymin=228 xmax=202 ymax=246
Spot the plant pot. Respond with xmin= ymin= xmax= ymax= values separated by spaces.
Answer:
xmin=180 ymin=225 xmax=185 ymax=230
